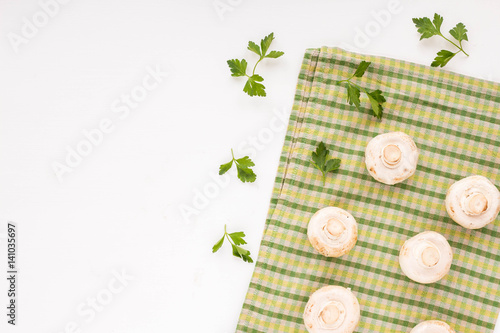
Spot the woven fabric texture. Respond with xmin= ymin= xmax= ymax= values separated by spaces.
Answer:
xmin=236 ymin=47 xmax=500 ymax=332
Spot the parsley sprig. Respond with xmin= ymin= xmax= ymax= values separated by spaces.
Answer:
xmin=412 ymin=13 xmax=469 ymax=67
xmin=212 ymin=224 xmax=253 ymax=263
xmin=227 ymin=32 xmax=284 ymax=97
xmin=311 ymin=142 xmax=341 ymax=184
xmin=219 ymin=149 xmax=257 ymax=183
xmin=336 ymin=61 xmax=386 ymax=119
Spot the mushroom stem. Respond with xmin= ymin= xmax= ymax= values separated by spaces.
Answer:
xmin=326 ymin=218 xmax=346 ymax=238
xmin=421 ymin=245 xmax=440 ymax=267
xmin=320 ymin=303 xmax=340 ymax=325
xmin=463 ymin=192 xmax=488 ymax=215
xmin=382 ymin=144 xmax=402 ymax=166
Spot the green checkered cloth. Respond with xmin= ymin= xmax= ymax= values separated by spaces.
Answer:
xmin=236 ymin=47 xmax=500 ymax=332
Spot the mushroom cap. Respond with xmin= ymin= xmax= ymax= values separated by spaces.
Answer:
xmin=307 ymin=207 xmax=358 ymax=257
xmin=303 ymin=286 xmax=360 ymax=333
xmin=445 ymin=175 xmax=500 ymax=229
xmin=365 ymin=132 xmax=419 ymax=185
xmin=399 ymin=231 xmax=453 ymax=284
xmin=410 ymin=320 xmax=455 ymax=333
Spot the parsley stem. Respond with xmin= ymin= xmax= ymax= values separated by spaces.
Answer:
xmin=439 ymin=33 xmax=469 ymax=56
xmin=348 ymin=81 xmax=365 ymax=94
xmin=339 ymin=75 xmax=359 ymax=86
xmin=356 ymin=84 xmax=368 ymax=95
xmin=458 ymin=40 xmax=467 ymax=55
xmin=252 ymin=57 xmax=263 ymax=75
xmin=224 ymin=225 xmax=233 ymax=245
xmin=224 ymin=226 xmax=235 ymax=246
xmin=231 ymin=148 xmax=235 ymax=160
xmin=337 ymin=77 xmax=354 ymax=84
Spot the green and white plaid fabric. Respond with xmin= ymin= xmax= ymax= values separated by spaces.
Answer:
xmin=236 ymin=47 xmax=500 ymax=332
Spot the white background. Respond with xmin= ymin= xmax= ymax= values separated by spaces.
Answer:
xmin=1 ymin=0 xmax=499 ymax=332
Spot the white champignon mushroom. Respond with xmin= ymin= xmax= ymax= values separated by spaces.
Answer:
xmin=307 ymin=207 xmax=358 ymax=257
xmin=399 ymin=231 xmax=453 ymax=284
xmin=410 ymin=320 xmax=455 ymax=333
xmin=445 ymin=175 xmax=500 ymax=229
xmin=365 ymin=132 xmax=419 ymax=185
xmin=303 ymin=286 xmax=360 ymax=333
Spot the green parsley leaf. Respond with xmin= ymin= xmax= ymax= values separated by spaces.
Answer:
xmin=227 ymin=59 xmax=248 ymax=77
xmin=311 ymin=142 xmax=327 ymax=170
xmin=266 ymin=51 xmax=284 ymax=59
xmin=219 ymin=149 xmax=257 ymax=183
xmin=240 ymin=253 xmax=253 ymax=263
xmin=219 ymin=160 xmax=233 ymax=175
xmin=431 ymin=50 xmax=457 ymax=68
xmin=432 ymin=13 xmax=444 ymax=33
xmin=236 ymin=164 xmax=257 ymax=182
xmin=250 ymin=74 xmax=264 ymax=82
xmin=412 ymin=16 xmax=441 ymax=40
xmin=336 ymin=61 xmax=386 ymax=119
xmin=260 ymin=32 xmax=274 ymax=56
xmin=212 ymin=235 xmax=225 ymax=253
xmin=213 ymin=225 xmax=253 ymax=263
xmin=247 ymin=41 xmax=261 ymax=56
xmin=325 ymin=158 xmax=341 ymax=172
xmin=227 ymin=33 xmax=284 ymax=97
xmin=231 ymin=244 xmax=241 ymax=257
xmin=243 ymin=76 xmax=266 ymax=97
xmin=229 ymin=231 xmax=247 ymax=245
xmin=366 ymin=89 xmax=386 ymax=119
xmin=412 ymin=13 xmax=469 ymax=67
xmin=311 ymin=142 xmax=341 ymax=184
xmin=353 ymin=61 xmax=371 ymax=77
xmin=231 ymin=244 xmax=253 ymax=263
xmin=449 ymin=22 xmax=468 ymax=42
xmin=235 ymin=156 xmax=255 ymax=168
xmin=347 ymin=84 xmax=361 ymax=109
